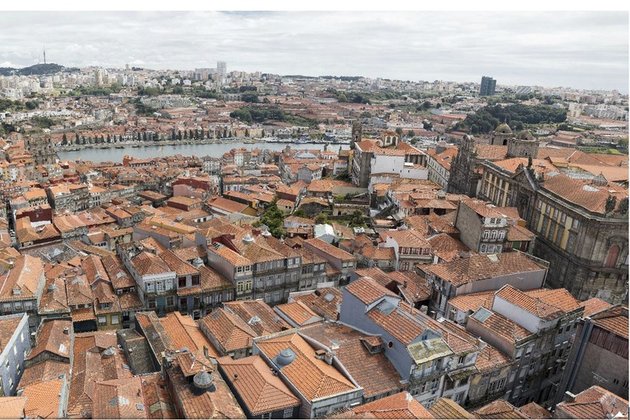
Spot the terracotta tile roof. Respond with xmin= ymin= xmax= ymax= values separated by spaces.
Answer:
xmin=27 ymin=319 xmax=72 ymax=362
xmin=18 ymin=359 xmax=70 ymax=389
xmin=131 ymin=251 xmax=172 ymax=277
xmin=276 ymin=301 xmax=322 ymax=326
xmin=0 ymin=255 xmax=44 ymax=302
xmin=218 ymin=355 xmax=300 ymax=416
xmin=0 ymin=396 xmax=26 ymax=419
xmin=159 ymin=249 xmax=199 ymax=277
xmin=345 ymin=276 xmax=398 ymax=305
xmin=429 ymin=397 xmax=475 ymax=419
xmin=475 ymin=144 xmax=508 ymax=161
xmin=541 ymin=171 xmax=628 ymax=215
xmin=337 ymin=391 xmax=434 ymax=419
xmin=470 ymin=308 xmax=534 ymax=345
xmin=556 ymin=385 xmax=629 ymax=419
xmin=165 ymin=353 xmax=245 ymax=419
xmin=460 ymin=198 xmax=509 ymax=219
xmin=292 ymin=287 xmax=342 ymax=321
xmin=140 ymin=372 xmax=176 ymax=419
xmin=507 ymin=223 xmax=536 ymax=242
xmin=102 ymin=255 xmax=136 ymax=290
xmin=423 ymin=252 xmax=546 ymax=287
xmin=299 ymin=323 xmax=403 ymax=399
xmin=580 ymin=297 xmax=612 ymax=318
xmin=160 ymin=312 xmax=219 ymax=358
xmin=496 ymin=285 xmax=566 ymax=320
xmin=65 ymin=274 xmax=94 ymax=308
xmin=388 ymin=271 xmax=432 ymax=304
xmin=210 ymin=243 xmax=252 ymax=267
xmin=523 ymin=288 xmax=581 ymax=314
xmin=304 ymin=238 xmax=355 ymax=261
xmin=68 ymin=331 xmax=133 ymax=418
xmin=449 ymin=291 xmax=495 ymax=314
xmin=591 ymin=305 xmax=629 ymax=339
xmin=256 ymin=332 xmax=357 ymax=401
xmin=475 ymin=343 xmax=512 ymax=373
xmin=38 ymin=277 xmax=70 ymax=316
xmin=22 ymin=379 xmax=65 ymax=419
xmin=519 ymin=402 xmax=552 ymax=419
xmin=223 ymin=300 xmax=290 ymax=336
xmin=379 ymin=228 xmax=432 ymax=249
xmin=206 ymin=196 xmax=250 ymax=214
xmin=427 ymin=233 xmax=469 ymax=262
xmin=0 ymin=314 xmax=24 ymax=354
xmin=200 ymin=308 xmax=256 ymax=353
xmin=93 ymin=377 xmax=147 ymax=419
xmin=430 ymin=317 xmax=480 ymax=355
xmin=367 ymin=304 xmax=425 ymax=346
xmin=473 ymin=399 xmax=528 ymax=419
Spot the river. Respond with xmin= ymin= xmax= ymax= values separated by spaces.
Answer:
xmin=58 ymin=142 xmax=350 ymax=163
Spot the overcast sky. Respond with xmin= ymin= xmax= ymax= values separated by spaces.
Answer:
xmin=0 ymin=11 xmax=627 ymax=92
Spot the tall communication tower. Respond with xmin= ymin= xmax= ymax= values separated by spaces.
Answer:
xmin=43 ymin=47 xmax=47 ymax=64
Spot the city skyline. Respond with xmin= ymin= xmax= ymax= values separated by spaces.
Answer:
xmin=0 ymin=11 xmax=627 ymax=92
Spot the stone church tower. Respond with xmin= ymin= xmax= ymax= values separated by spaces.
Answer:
xmin=507 ymin=130 xmax=539 ymax=159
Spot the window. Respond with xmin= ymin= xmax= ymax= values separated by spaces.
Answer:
xmin=572 ymin=218 xmax=580 ymax=229
xmin=111 ymin=315 xmax=119 ymax=325
xmin=560 ymin=213 xmax=567 ymax=223
xmin=166 ymin=296 xmax=175 ymax=307
xmin=178 ymin=278 xmax=187 ymax=288
xmin=98 ymin=316 xmax=107 ymax=325
xmin=605 ymin=245 xmax=620 ymax=268
xmin=283 ymin=408 xmax=293 ymax=418
xmin=148 ymin=298 xmax=156 ymax=309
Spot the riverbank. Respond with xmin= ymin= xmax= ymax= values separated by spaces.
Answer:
xmin=56 ymin=137 xmax=350 ymax=152
xmin=58 ymin=141 xmax=350 ymax=163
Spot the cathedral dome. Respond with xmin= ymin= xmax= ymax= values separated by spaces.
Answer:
xmin=495 ymin=123 xmax=513 ymax=134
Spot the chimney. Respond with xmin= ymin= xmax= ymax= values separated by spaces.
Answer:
xmin=203 ymin=346 xmax=209 ymax=359
xmin=63 ymin=327 xmax=69 ymax=335
xmin=324 ymin=350 xmax=335 ymax=365
xmin=565 ymin=391 xmax=576 ymax=403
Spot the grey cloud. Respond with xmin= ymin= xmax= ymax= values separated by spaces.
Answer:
xmin=0 ymin=11 xmax=626 ymax=91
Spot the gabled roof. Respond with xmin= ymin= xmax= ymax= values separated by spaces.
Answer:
xmin=423 ymin=252 xmax=546 ymax=287
xmin=345 ymin=276 xmax=398 ymax=305
xmin=299 ymin=322 xmax=403 ymax=399
xmin=473 ymin=399 xmax=528 ymax=419
xmin=337 ymin=391 xmax=434 ymax=419
xmin=27 ymin=319 xmax=72 ymax=362
xmin=495 ymin=284 xmax=566 ymax=321
xmin=556 ymin=385 xmax=629 ymax=419
xmin=200 ymin=308 xmax=256 ymax=353
xmin=429 ymin=397 xmax=475 ymax=419
xmin=256 ymin=332 xmax=357 ymax=401
xmin=131 ymin=251 xmax=172 ymax=277
xmin=218 ymin=355 xmax=300 ymax=416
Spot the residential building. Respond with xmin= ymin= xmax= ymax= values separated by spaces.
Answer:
xmin=218 ymin=355 xmax=301 ymax=419
xmin=466 ymin=285 xmax=584 ymax=407
xmin=560 ymin=305 xmax=628 ymax=401
xmin=253 ymin=331 xmax=364 ymax=418
xmin=422 ymin=251 xmax=549 ymax=318
xmin=0 ymin=313 xmax=30 ymax=397
xmin=299 ymin=322 xmax=405 ymax=403
xmin=0 ymin=255 xmax=46 ymax=328
xmin=340 ymin=277 xmax=481 ymax=407
xmin=162 ymin=350 xmax=246 ymax=419
xmin=334 ymin=391 xmax=433 ymax=418
xmin=303 ymin=238 xmax=356 ymax=285
xmin=554 ymin=385 xmax=628 ymax=419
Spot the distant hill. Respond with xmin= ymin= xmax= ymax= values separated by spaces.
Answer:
xmin=0 ymin=63 xmax=79 ymax=76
